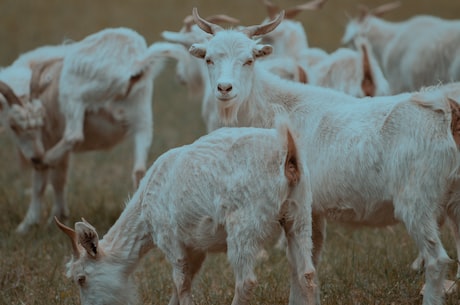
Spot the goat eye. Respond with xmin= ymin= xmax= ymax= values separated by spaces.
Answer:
xmin=244 ymin=59 xmax=254 ymax=66
xmin=205 ymin=58 xmax=214 ymax=65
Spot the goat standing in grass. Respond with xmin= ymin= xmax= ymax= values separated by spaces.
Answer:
xmin=0 ymin=28 xmax=172 ymax=233
xmin=188 ymin=8 xmax=460 ymax=305
xmin=56 ymin=119 xmax=315 ymax=305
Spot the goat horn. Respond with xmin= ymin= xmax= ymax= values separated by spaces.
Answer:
xmin=182 ymin=15 xmax=195 ymax=32
xmin=55 ymin=216 xmax=80 ymax=259
xmin=0 ymin=81 xmax=22 ymax=107
xmin=371 ymin=1 xmax=401 ymax=17
xmin=241 ymin=10 xmax=285 ymax=37
xmin=192 ymin=7 xmax=224 ymax=35
xmin=285 ymin=0 xmax=327 ymax=19
xmin=262 ymin=0 xmax=281 ymax=20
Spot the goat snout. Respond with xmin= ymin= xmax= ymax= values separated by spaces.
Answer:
xmin=31 ymin=157 xmax=42 ymax=164
xmin=31 ymin=157 xmax=48 ymax=170
xmin=217 ymin=82 xmax=233 ymax=94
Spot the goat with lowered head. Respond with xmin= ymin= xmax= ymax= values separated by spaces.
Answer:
xmin=189 ymin=8 xmax=460 ymax=305
xmin=342 ymin=1 xmax=460 ymax=93
xmin=0 ymin=28 xmax=171 ymax=233
xmin=56 ymin=119 xmax=315 ymax=305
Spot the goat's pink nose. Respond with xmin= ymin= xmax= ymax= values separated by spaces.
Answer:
xmin=217 ymin=83 xmax=233 ymax=94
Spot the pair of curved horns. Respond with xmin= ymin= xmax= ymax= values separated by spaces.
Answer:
xmin=263 ymin=0 xmax=327 ymax=20
xmin=182 ymin=14 xmax=240 ymax=32
xmin=192 ymin=7 xmax=284 ymax=37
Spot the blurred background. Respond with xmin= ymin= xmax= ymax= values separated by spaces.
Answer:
xmin=0 ymin=0 xmax=459 ymax=304
xmin=1 ymin=0 xmax=458 ymax=65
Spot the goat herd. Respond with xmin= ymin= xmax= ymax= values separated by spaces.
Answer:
xmin=1 ymin=1 xmax=460 ymax=304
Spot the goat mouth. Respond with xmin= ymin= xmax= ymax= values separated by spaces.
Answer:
xmin=217 ymin=95 xmax=236 ymax=102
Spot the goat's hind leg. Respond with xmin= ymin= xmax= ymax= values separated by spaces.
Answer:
xmin=283 ymin=217 xmax=316 ymax=305
xmin=396 ymin=199 xmax=451 ymax=305
xmin=16 ymin=168 xmax=48 ymax=234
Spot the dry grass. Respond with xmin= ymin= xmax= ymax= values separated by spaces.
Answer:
xmin=1 ymin=0 xmax=459 ymax=304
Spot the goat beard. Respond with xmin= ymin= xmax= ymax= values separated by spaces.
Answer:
xmin=218 ymin=101 xmax=239 ymax=126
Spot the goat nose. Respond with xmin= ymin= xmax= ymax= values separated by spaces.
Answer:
xmin=31 ymin=157 xmax=42 ymax=165
xmin=217 ymin=83 xmax=233 ymax=93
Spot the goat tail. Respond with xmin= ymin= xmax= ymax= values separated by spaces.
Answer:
xmin=275 ymin=114 xmax=306 ymax=188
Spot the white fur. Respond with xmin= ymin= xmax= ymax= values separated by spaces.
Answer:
xmin=189 ymin=14 xmax=460 ymax=305
xmin=342 ymin=13 xmax=460 ymax=93
xmin=59 ymin=121 xmax=315 ymax=305
xmin=0 ymin=28 xmax=171 ymax=233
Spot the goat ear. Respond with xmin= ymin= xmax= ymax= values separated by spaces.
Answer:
xmin=162 ymin=31 xmax=189 ymax=45
xmin=75 ymin=219 xmax=99 ymax=258
xmin=253 ymin=45 xmax=273 ymax=58
xmin=189 ymin=44 xmax=207 ymax=59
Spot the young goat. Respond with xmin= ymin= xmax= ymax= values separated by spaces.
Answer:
xmin=189 ymin=9 xmax=460 ymax=305
xmin=342 ymin=2 xmax=460 ymax=93
xmin=0 ymin=29 xmax=172 ymax=233
xmin=56 ymin=120 xmax=315 ymax=305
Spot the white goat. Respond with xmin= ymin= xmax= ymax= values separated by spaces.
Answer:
xmin=0 ymin=28 xmax=172 ymax=233
xmin=259 ymin=0 xmax=390 ymax=97
xmin=56 ymin=120 xmax=315 ymax=305
xmin=189 ymin=9 xmax=460 ymax=305
xmin=41 ymin=28 xmax=167 ymax=187
xmin=341 ymin=2 xmax=460 ymax=93
xmin=307 ymin=37 xmax=391 ymax=97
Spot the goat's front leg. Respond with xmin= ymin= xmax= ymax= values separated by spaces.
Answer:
xmin=131 ymin=122 xmax=152 ymax=189
xmin=47 ymin=154 xmax=70 ymax=225
xmin=16 ymin=168 xmax=48 ymax=234
xmin=43 ymin=105 xmax=85 ymax=167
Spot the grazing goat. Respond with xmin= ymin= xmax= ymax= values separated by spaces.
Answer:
xmin=341 ymin=2 xmax=460 ymax=93
xmin=56 ymin=120 xmax=315 ymax=305
xmin=0 ymin=28 xmax=171 ymax=233
xmin=189 ymin=9 xmax=460 ymax=305
xmin=40 ymin=28 xmax=167 ymax=188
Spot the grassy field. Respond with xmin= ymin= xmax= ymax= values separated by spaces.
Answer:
xmin=1 ymin=0 xmax=460 ymax=304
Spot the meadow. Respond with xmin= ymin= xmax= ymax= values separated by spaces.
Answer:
xmin=0 ymin=0 xmax=459 ymax=304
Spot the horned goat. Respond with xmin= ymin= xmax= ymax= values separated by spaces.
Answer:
xmin=342 ymin=2 xmax=460 ymax=93
xmin=56 ymin=120 xmax=315 ymax=305
xmin=189 ymin=8 xmax=460 ymax=305
xmin=0 ymin=28 xmax=171 ymax=233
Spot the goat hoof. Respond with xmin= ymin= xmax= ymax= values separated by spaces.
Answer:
xmin=15 ymin=221 xmax=39 ymax=235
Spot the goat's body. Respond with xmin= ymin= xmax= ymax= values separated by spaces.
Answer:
xmin=59 ymin=124 xmax=315 ymax=305
xmin=189 ymin=15 xmax=460 ymax=303
xmin=343 ymin=14 xmax=460 ymax=93
xmin=0 ymin=28 xmax=169 ymax=233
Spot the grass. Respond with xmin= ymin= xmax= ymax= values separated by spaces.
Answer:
xmin=1 ymin=0 xmax=459 ymax=304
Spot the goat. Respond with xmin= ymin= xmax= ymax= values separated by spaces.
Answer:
xmin=36 ymin=28 xmax=167 ymax=188
xmin=307 ymin=37 xmax=391 ymax=97
xmin=56 ymin=119 xmax=316 ymax=305
xmin=259 ymin=0 xmax=389 ymax=97
xmin=341 ymin=2 xmax=460 ymax=93
xmin=189 ymin=8 xmax=460 ymax=305
xmin=0 ymin=29 xmax=172 ymax=233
